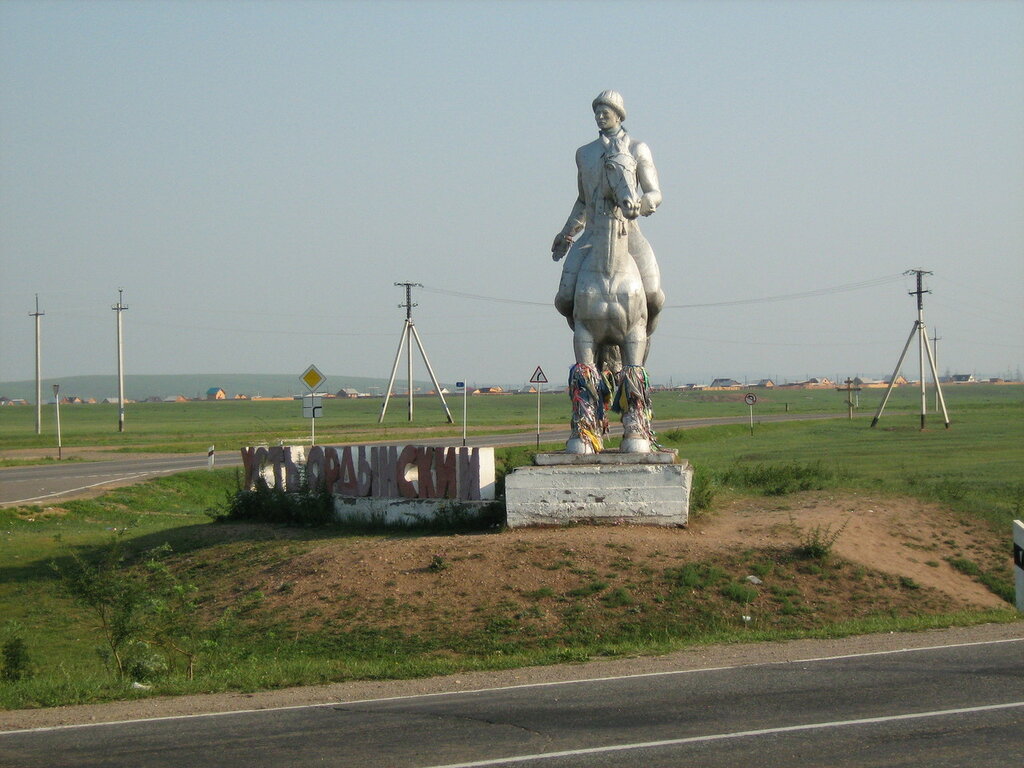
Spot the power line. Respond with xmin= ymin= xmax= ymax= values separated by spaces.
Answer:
xmin=664 ymin=274 xmax=906 ymax=308
xmin=419 ymin=273 xmax=907 ymax=309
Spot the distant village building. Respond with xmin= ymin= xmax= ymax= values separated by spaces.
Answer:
xmin=708 ymin=378 xmax=742 ymax=390
xmin=853 ymin=375 xmax=908 ymax=388
xmin=753 ymin=379 xmax=775 ymax=388
xmin=162 ymin=395 xmax=189 ymax=403
xmin=473 ymin=386 xmax=507 ymax=395
xmin=781 ymin=377 xmax=834 ymax=389
xmin=206 ymin=387 xmax=227 ymax=400
xmin=336 ymin=388 xmax=364 ymax=398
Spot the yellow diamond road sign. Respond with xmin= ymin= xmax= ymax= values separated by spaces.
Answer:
xmin=301 ymin=364 xmax=326 ymax=391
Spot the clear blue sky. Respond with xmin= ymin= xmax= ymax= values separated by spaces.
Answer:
xmin=2 ymin=0 xmax=1022 ymax=388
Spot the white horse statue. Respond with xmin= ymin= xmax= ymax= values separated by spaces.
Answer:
xmin=567 ymin=149 xmax=654 ymax=454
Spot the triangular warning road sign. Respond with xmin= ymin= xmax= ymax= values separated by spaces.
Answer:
xmin=530 ymin=366 xmax=548 ymax=384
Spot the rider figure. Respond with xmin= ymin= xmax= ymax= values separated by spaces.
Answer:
xmin=552 ymin=90 xmax=665 ymax=341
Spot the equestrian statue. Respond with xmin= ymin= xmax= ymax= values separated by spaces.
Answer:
xmin=551 ymin=91 xmax=665 ymax=454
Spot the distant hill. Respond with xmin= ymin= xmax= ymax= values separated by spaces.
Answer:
xmin=0 ymin=374 xmax=435 ymax=402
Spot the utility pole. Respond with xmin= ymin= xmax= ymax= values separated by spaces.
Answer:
xmin=112 ymin=288 xmax=128 ymax=432
xmin=379 ymin=282 xmax=454 ymax=424
xmin=870 ymin=269 xmax=950 ymax=429
xmin=931 ymin=328 xmax=941 ymax=411
xmin=29 ymin=294 xmax=44 ymax=434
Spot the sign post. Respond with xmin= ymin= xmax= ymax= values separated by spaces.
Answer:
xmin=456 ymin=381 xmax=467 ymax=446
xmin=300 ymin=365 xmax=326 ymax=446
xmin=530 ymin=366 xmax=548 ymax=448
xmin=1014 ymin=520 xmax=1024 ymax=613
xmin=744 ymin=392 xmax=757 ymax=436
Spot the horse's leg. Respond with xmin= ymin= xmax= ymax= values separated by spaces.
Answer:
xmin=572 ymin=328 xmax=597 ymax=368
xmin=565 ymin=327 xmax=601 ymax=454
xmin=617 ymin=323 xmax=653 ymax=453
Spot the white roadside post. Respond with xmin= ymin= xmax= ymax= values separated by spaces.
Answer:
xmin=52 ymin=383 xmax=62 ymax=461
xmin=207 ymin=445 xmax=215 ymax=470
xmin=1014 ymin=520 xmax=1024 ymax=613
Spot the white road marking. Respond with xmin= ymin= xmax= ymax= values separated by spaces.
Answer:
xmin=416 ymin=700 xmax=1024 ymax=768
xmin=4 ymin=468 xmax=188 ymax=505
xmin=1 ymin=636 xmax=1020 ymax=735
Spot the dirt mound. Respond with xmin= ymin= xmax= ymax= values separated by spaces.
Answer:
xmin=213 ymin=492 xmax=1008 ymax=643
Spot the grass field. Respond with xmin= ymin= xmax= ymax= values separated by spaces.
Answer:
xmin=2 ymin=382 xmax=1019 ymax=454
xmin=0 ymin=384 xmax=1020 ymax=709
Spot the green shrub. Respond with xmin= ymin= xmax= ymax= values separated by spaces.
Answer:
xmin=689 ymin=464 xmax=718 ymax=511
xmin=1 ymin=626 xmax=32 ymax=682
xmin=792 ymin=518 xmax=849 ymax=562
xmin=721 ymin=582 xmax=758 ymax=604
xmin=216 ymin=483 xmax=336 ymax=527
xmin=52 ymin=534 xmax=150 ymax=680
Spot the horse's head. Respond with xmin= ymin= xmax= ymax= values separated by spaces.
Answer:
xmin=603 ymin=151 xmax=640 ymax=220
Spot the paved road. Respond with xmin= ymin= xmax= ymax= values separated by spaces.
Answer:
xmin=0 ymin=413 xmax=837 ymax=506
xmin=3 ymin=635 xmax=1021 ymax=767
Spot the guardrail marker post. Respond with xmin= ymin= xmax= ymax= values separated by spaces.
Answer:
xmin=1014 ymin=520 xmax=1023 ymax=613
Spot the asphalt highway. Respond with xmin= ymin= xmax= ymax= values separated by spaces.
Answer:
xmin=0 ymin=413 xmax=836 ymax=506
xmin=2 ymin=635 xmax=1021 ymax=767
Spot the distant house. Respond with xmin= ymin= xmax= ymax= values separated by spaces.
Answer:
xmin=0 ymin=397 xmax=29 ymax=406
xmin=473 ymin=386 xmax=507 ymax=395
xmin=162 ymin=395 xmax=189 ymax=403
xmin=753 ymin=379 xmax=775 ymax=388
xmin=206 ymin=387 xmax=227 ymax=400
xmin=782 ymin=377 xmax=834 ymax=389
xmin=950 ymin=374 xmax=976 ymax=384
xmin=336 ymin=388 xmax=362 ymax=399
xmin=708 ymin=378 xmax=742 ymax=390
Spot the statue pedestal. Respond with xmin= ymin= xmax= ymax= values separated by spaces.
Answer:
xmin=504 ymin=450 xmax=692 ymax=528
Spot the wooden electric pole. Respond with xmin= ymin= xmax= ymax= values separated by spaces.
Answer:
xmin=29 ymin=294 xmax=44 ymax=434
xmin=836 ymin=378 xmax=862 ymax=420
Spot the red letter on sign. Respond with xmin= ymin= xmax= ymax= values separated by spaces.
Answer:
xmin=416 ymin=447 xmax=436 ymax=498
xmin=335 ymin=446 xmax=359 ymax=495
xmin=458 ymin=447 xmax=482 ymax=500
xmin=324 ymin=447 xmax=342 ymax=492
xmin=434 ymin=447 xmax=458 ymax=499
xmin=396 ymin=446 xmax=418 ymax=498
xmin=306 ymin=446 xmax=325 ymax=490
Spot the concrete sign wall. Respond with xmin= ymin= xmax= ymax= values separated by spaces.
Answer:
xmin=241 ymin=444 xmax=494 ymax=502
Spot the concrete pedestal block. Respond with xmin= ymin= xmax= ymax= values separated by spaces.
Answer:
xmin=505 ymin=453 xmax=692 ymax=528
